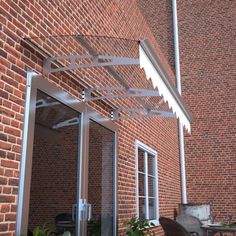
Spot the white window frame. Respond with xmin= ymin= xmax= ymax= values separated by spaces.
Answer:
xmin=135 ymin=140 xmax=159 ymax=225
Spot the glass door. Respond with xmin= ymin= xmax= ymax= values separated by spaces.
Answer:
xmin=85 ymin=119 xmax=116 ymax=236
xmin=17 ymin=74 xmax=117 ymax=236
xmin=28 ymin=90 xmax=81 ymax=236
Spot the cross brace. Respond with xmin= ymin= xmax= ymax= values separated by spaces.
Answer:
xmin=43 ymin=54 xmax=139 ymax=74
xmin=52 ymin=108 xmax=174 ymax=128
xmin=111 ymin=108 xmax=174 ymax=120
xmin=82 ymin=86 xmax=160 ymax=101
xmin=36 ymin=98 xmax=59 ymax=108
xmin=53 ymin=117 xmax=80 ymax=129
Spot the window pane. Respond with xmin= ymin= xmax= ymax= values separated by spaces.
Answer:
xmin=87 ymin=120 xmax=115 ymax=236
xmin=148 ymin=198 xmax=156 ymax=220
xmin=138 ymin=173 xmax=145 ymax=196
xmin=148 ymin=154 xmax=155 ymax=176
xmin=148 ymin=176 xmax=155 ymax=198
xmin=139 ymin=198 xmax=146 ymax=219
xmin=138 ymin=149 xmax=145 ymax=172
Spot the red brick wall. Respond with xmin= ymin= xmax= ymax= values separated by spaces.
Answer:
xmin=0 ymin=1 xmax=182 ymax=235
xmin=177 ymin=0 xmax=236 ymax=221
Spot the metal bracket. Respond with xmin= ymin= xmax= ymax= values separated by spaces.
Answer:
xmin=111 ymin=108 xmax=174 ymax=120
xmin=75 ymin=35 xmax=156 ymax=111
xmin=82 ymin=86 xmax=160 ymax=101
xmin=43 ymin=54 xmax=139 ymax=74
xmin=53 ymin=117 xmax=80 ymax=129
xmin=36 ymin=98 xmax=59 ymax=108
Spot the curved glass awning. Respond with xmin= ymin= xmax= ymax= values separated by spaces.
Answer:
xmin=23 ymin=35 xmax=191 ymax=132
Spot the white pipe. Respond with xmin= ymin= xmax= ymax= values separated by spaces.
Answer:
xmin=172 ymin=0 xmax=187 ymax=204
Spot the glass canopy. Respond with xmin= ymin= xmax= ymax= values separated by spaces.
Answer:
xmin=23 ymin=34 xmax=191 ymax=132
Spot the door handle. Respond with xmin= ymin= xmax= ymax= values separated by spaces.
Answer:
xmin=78 ymin=199 xmax=92 ymax=221
xmin=79 ymin=199 xmax=87 ymax=221
xmin=87 ymin=204 xmax=92 ymax=221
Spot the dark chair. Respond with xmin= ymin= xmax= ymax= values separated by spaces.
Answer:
xmin=55 ymin=213 xmax=74 ymax=235
xmin=159 ymin=217 xmax=199 ymax=236
xmin=55 ymin=213 xmax=73 ymax=223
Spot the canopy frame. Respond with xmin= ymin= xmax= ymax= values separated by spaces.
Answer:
xmin=36 ymin=35 xmax=191 ymax=131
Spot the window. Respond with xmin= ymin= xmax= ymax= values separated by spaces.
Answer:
xmin=135 ymin=140 xmax=159 ymax=225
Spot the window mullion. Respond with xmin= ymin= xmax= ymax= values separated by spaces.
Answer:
xmin=154 ymin=154 xmax=158 ymax=221
xmin=144 ymin=151 xmax=149 ymax=219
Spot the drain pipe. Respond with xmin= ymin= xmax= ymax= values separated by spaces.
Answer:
xmin=172 ymin=0 xmax=187 ymax=204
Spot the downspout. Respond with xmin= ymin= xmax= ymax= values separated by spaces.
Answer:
xmin=172 ymin=0 xmax=188 ymax=204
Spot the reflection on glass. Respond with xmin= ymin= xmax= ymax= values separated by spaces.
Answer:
xmin=87 ymin=120 xmax=114 ymax=236
xmin=148 ymin=176 xmax=155 ymax=198
xmin=139 ymin=198 xmax=146 ymax=219
xmin=28 ymin=90 xmax=80 ymax=235
xmin=148 ymin=154 xmax=155 ymax=176
xmin=138 ymin=149 xmax=145 ymax=172
xmin=138 ymin=173 xmax=145 ymax=196
xmin=148 ymin=198 xmax=156 ymax=220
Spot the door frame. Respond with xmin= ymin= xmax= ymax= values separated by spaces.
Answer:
xmin=16 ymin=72 xmax=117 ymax=236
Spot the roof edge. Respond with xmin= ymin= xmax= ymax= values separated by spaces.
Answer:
xmin=139 ymin=39 xmax=192 ymax=122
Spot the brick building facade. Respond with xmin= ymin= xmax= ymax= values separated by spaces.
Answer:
xmin=1 ymin=0 xmax=234 ymax=236
xmin=138 ymin=0 xmax=236 ymax=222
